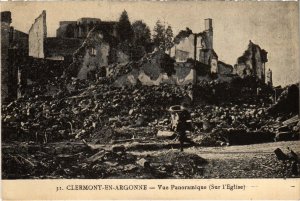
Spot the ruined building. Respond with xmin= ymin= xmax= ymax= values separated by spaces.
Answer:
xmin=170 ymin=19 xmax=216 ymax=64
xmin=170 ymin=19 xmax=232 ymax=75
xmin=56 ymin=18 xmax=117 ymax=39
xmin=29 ymin=11 xmax=84 ymax=61
xmin=1 ymin=11 xmax=28 ymax=102
xmin=28 ymin=11 xmax=124 ymax=79
xmin=28 ymin=14 xmax=233 ymax=84
xmin=234 ymin=40 xmax=268 ymax=82
xmin=28 ymin=11 xmax=117 ymax=63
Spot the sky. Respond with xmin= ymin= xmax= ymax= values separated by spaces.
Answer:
xmin=1 ymin=1 xmax=299 ymax=86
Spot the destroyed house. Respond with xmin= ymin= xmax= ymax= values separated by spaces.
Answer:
xmin=170 ymin=19 xmax=233 ymax=76
xmin=170 ymin=19 xmax=215 ymax=66
xmin=234 ymin=40 xmax=268 ymax=82
xmin=29 ymin=11 xmax=118 ymax=62
xmin=1 ymin=11 xmax=29 ymax=101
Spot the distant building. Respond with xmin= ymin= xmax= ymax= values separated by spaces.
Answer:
xmin=56 ymin=18 xmax=117 ymax=39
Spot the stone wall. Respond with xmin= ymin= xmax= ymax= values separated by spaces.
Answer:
xmin=217 ymin=61 xmax=233 ymax=75
xmin=113 ymin=53 xmax=196 ymax=87
xmin=199 ymin=49 xmax=218 ymax=66
xmin=66 ymin=24 xmax=129 ymax=79
xmin=114 ymin=66 xmax=195 ymax=87
xmin=173 ymin=62 xmax=196 ymax=85
xmin=29 ymin=11 xmax=46 ymax=58
xmin=234 ymin=63 xmax=251 ymax=78
xmin=170 ymin=34 xmax=200 ymax=62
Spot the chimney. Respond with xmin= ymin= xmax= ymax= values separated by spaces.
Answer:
xmin=1 ymin=11 xmax=12 ymax=24
xmin=204 ymin=18 xmax=213 ymax=31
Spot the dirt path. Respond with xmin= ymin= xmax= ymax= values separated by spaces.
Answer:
xmin=130 ymin=141 xmax=300 ymax=159
xmin=127 ymin=140 xmax=300 ymax=178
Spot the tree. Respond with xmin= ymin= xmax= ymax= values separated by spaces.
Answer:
xmin=132 ymin=20 xmax=151 ymax=45
xmin=152 ymin=20 xmax=174 ymax=51
xmin=132 ymin=20 xmax=152 ymax=53
xmin=116 ymin=10 xmax=134 ymax=42
xmin=153 ymin=20 xmax=166 ymax=50
xmin=165 ymin=25 xmax=174 ymax=51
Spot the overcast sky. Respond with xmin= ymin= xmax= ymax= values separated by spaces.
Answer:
xmin=1 ymin=1 xmax=299 ymax=86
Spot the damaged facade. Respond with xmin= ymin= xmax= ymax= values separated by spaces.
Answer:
xmin=28 ymin=10 xmax=84 ymax=61
xmin=67 ymin=23 xmax=132 ymax=79
xmin=28 ymin=11 xmax=47 ymax=58
xmin=170 ymin=19 xmax=215 ymax=63
xmin=170 ymin=19 xmax=214 ymax=63
xmin=111 ymin=51 xmax=196 ymax=87
xmin=28 ymin=11 xmax=123 ymax=79
xmin=234 ymin=40 xmax=268 ymax=82
xmin=170 ymin=19 xmax=231 ymax=75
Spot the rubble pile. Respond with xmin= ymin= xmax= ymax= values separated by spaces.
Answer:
xmin=147 ymin=151 xmax=207 ymax=178
xmin=267 ymin=84 xmax=299 ymax=115
xmin=2 ymin=144 xmax=139 ymax=179
xmin=2 ymin=71 xmax=299 ymax=146
xmin=190 ymin=82 xmax=299 ymax=146
xmin=192 ymin=102 xmax=299 ymax=146
xmin=2 ymin=143 xmax=207 ymax=179
xmin=103 ymin=61 xmax=137 ymax=84
xmin=1 ymin=68 xmax=299 ymax=180
xmin=193 ymin=77 xmax=273 ymax=105
xmin=2 ymin=78 xmax=189 ymax=143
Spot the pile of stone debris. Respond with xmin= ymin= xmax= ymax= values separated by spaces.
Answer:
xmin=2 ymin=142 xmax=207 ymax=179
xmin=2 ymin=70 xmax=299 ymax=146
xmin=2 ymin=73 xmax=299 ymax=179
xmin=192 ymin=84 xmax=299 ymax=146
xmin=2 ymin=77 xmax=188 ymax=143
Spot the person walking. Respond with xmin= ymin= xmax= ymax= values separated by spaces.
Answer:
xmin=170 ymin=103 xmax=195 ymax=151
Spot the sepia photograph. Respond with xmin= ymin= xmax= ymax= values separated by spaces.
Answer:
xmin=1 ymin=0 xmax=299 ymax=184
